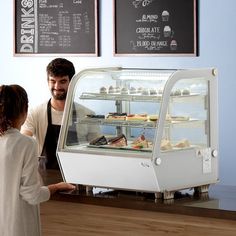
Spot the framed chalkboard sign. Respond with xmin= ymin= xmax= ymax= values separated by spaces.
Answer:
xmin=114 ymin=0 xmax=198 ymax=56
xmin=14 ymin=0 xmax=99 ymax=56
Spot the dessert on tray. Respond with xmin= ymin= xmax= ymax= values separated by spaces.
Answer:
xmin=89 ymin=135 xmax=108 ymax=146
xmin=108 ymin=85 xmax=115 ymax=94
xmin=161 ymin=139 xmax=172 ymax=151
xmin=129 ymin=87 xmax=137 ymax=94
xmin=171 ymin=116 xmax=190 ymax=121
xmin=126 ymin=114 xmax=148 ymax=121
xmin=99 ymin=86 xmax=107 ymax=94
xmin=108 ymin=134 xmax=127 ymax=147
xmin=86 ymin=114 xmax=105 ymax=119
xmin=181 ymin=88 xmax=190 ymax=95
xmin=131 ymin=134 xmax=149 ymax=149
xmin=174 ymin=139 xmax=190 ymax=148
xmin=149 ymin=114 xmax=159 ymax=121
xmin=121 ymin=87 xmax=129 ymax=94
xmin=106 ymin=112 xmax=127 ymax=120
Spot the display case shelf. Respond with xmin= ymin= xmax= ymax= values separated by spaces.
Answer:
xmin=76 ymin=117 xmax=204 ymax=129
xmin=80 ymin=92 xmax=162 ymax=102
xmin=80 ymin=92 xmax=203 ymax=103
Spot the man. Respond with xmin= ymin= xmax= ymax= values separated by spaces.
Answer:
xmin=21 ymin=58 xmax=100 ymax=171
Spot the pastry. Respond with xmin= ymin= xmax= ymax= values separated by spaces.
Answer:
xmin=149 ymin=114 xmax=159 ymax=121
xmin=108 ymin=134 xmax=127 ymax=147
xmin=108 ymin=85 xmax=115 ymax=94
xmin=126 ymin=114 xmax=148 ymax=121
xmin=182 ymin=88 xmax=190 ymax=95
xmin=86 ymin=114 xmax=105 ymax=119
xmin=173 ymin=89 xmax=181 ymax=96
xmin=141 ymin=88 xmax=149 ymax=95
xmin=89 ymin=135 xmax=107 ymax=146
xmin=131 ymin=134 xmax=149 ymax=149
xmin=161 ymin=139 xmax=172 ymax=151
xmin=115 ymin=86 xmax=121 ymax=93
xmin=129 ymin=87 xmax=137 ymax=94
xmin=121 ymin=87 xmax=129 ymax=94
xmin=171 ymin=116 xmax=189 ymax=121
xmin=106 ymin=112 xmax=127 ymax=120
xmin=174 ymin=139 xmax=190 ymax=148
xmin=149 ymin=114 xmax=171 ymax=121
xmin=165 ymin=114 xmax=172 ymax=121
xmin=99 ymin=86 xmax=107 ymax=94
xmin=158 ymin=88 xmax=164 ymax=94
xmin=149 ymin=89 xmax=157 ymax=95
xmin=137 ymin=87 xmax=143 ymax=94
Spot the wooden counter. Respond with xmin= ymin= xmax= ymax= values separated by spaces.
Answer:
xmin=40 ymin=170 xmax=236 ymax=235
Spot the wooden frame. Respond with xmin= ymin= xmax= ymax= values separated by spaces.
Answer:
xmin=113 ymin=0 xmax=198 ymax=56
xmin=14 ymin=0 xmax=99 ymax=56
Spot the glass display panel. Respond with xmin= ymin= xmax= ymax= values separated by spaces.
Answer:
xmin=61 ymin=69 xmax=212 ymax=157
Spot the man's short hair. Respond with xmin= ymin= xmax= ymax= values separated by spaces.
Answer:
xmin=46 ymin=58 xmax=75 ymax=81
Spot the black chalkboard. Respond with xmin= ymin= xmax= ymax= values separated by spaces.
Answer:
xmin=15 ymin=0 xmax=98 ymax=56
xmin=114 ymin=0 xmax=198 ymax=56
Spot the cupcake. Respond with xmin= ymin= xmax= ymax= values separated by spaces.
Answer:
xmin=158 ymin=87 xmax=164 ymax=94
xmin=182 ymin=88 xmax=190 ymax=95
xmin=108 ymin=85 xmax=115 ymax=94
xmin=142 ymin=88 xmax=149 ymax=95
xmin=137 ymin=87 xmax=143 ymax=94
xmin=129 ymin=87 xmax=137 ymax=94
xmin=174 ymin=89 xmax=181 ymax=96
xmin=115 ymin=86 xmax=121 ymax=93
xmin=149 ymin=88 xmax=157 ymax=95
xmin=100 ymin=86 xmax=107 ymax=94
xmin=121 ymin=87 xmax=129 ymax=94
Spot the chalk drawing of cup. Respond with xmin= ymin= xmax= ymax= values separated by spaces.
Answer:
xmin=162 ymin=10 xmax=169 ymax=21
xmin=170 ymin=40 xmax=178 ymax=50
xmin=164 ymin=26 xmax=171 ymax=37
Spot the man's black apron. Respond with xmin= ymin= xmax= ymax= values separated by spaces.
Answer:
xmin=41 ymin=99 xmax=77 ymax=170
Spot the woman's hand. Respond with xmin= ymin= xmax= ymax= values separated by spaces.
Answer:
xmin=48 ymin=182 xmax=75 ymax=195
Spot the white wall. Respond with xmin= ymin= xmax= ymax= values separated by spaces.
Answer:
xmin=1 ymin=0 xmax=236 ymax=186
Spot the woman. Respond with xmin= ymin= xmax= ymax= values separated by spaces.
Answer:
xmin=0 ymin=84 xmax=75 ymax=236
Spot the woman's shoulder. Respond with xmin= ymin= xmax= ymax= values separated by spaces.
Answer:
xmin=8 ymin=129 xmax=37 ymax=147
xmin=19 ymin=130 xmax=37 ymax=145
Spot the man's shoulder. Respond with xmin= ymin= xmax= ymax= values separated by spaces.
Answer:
xmin=29 ymin=100 xmax=48 ymax=113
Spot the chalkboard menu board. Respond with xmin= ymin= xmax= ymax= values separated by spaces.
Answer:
xmin=15 ymin=0 xmax=98 ymax=56
xmin=114 ymin=0 xmax=198 ymax=56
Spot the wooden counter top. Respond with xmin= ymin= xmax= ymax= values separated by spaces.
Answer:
xmin=44 ymin=170 xmax=236 ymax=221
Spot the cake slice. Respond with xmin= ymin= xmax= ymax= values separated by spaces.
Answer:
xmin=131 ymin=134 xmax=149 ymax=149
xmin=89 ymin=135 xmax=108 ymax=146
xmin=108 ymin=134 xmax=127 ymax=147
xmin=106 ymin=112 xmax=127 ymax=121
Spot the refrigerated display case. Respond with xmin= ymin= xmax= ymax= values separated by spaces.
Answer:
xmin=57 ymin=67 xmax=218 ymax=199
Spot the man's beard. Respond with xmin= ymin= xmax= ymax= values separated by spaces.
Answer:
xmin=51 ymin=89 xmax=67 ymax=100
